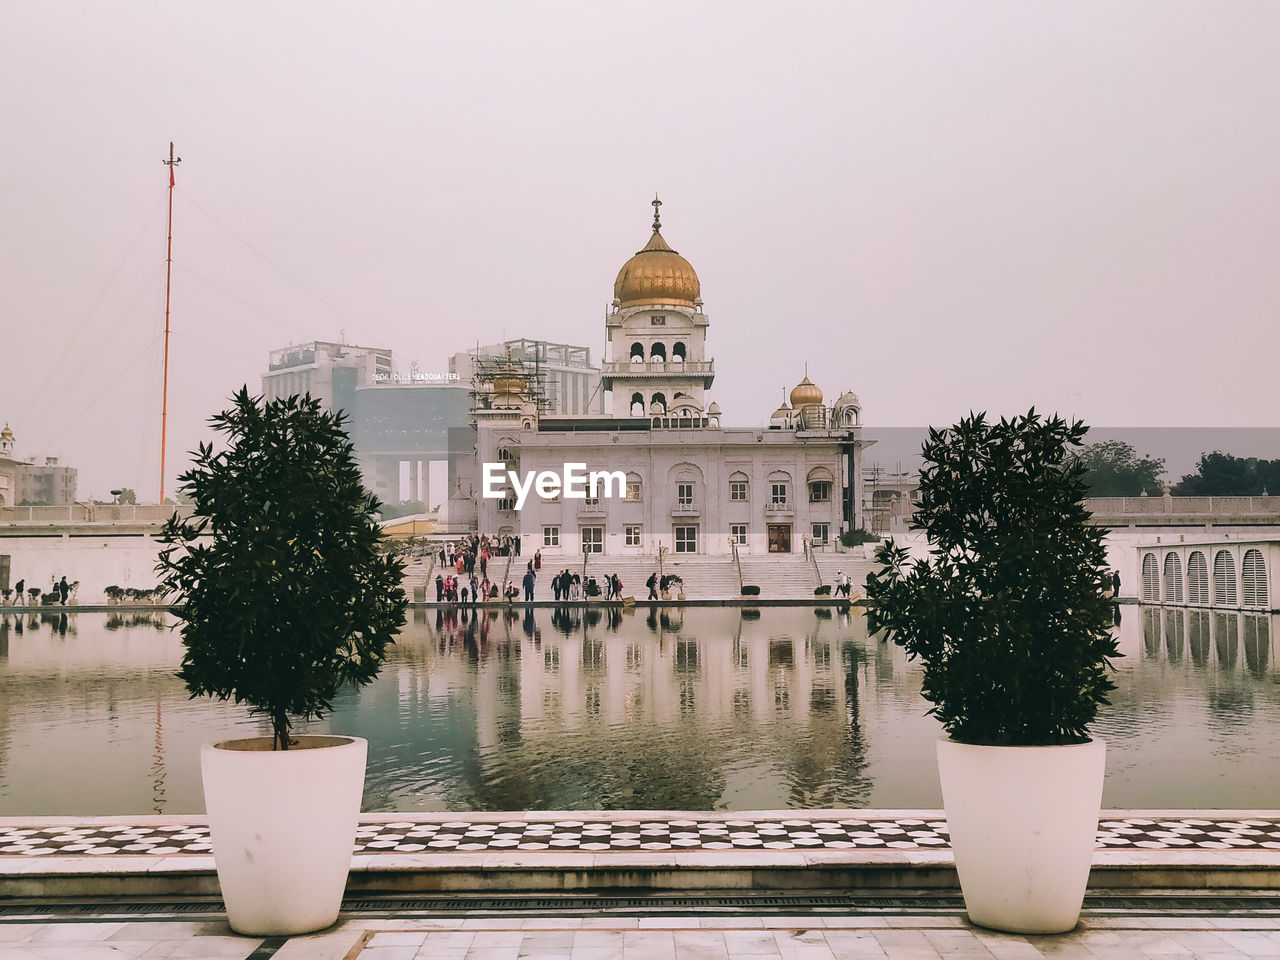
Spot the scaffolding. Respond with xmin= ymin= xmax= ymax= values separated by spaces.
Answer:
xmin=468 ymin=351 xmax=552 ymax=415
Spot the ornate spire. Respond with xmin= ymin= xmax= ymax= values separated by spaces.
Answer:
xmin=651 ymin=193 xmax=662 ymax=232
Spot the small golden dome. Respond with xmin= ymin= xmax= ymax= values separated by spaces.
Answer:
xmin=493 ymin=373 xmax=526 ymax=396
xmin=790 ymin=376 xmax=823 ymax=409
xmin=613 ymin=196 xmax=700 ymax=308
xmin=0 ymin=423 xmax=12 ymax=440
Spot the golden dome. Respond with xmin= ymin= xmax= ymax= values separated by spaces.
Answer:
xmin=790 ymin=376 xmax=823 ymax=409
xmin=613 ymin=197 xmax=700 ymax=308
xmin=0 ymin=423 xmax=12 ymax=440
xmin=493 ymin=373 xmax=526 ymax=396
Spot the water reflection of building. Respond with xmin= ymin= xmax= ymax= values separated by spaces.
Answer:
xmin=375 ymin=608 xmax=877 ymax=808
xmin=1138 ymin=606 xmax=1275 ymax=680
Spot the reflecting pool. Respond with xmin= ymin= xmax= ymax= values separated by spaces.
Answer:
xmin=0 ymin=605 xmax=1277 ymax=815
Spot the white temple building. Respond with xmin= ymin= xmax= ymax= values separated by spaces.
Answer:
xmin=460 ymin=198 xmax=868 ymax=557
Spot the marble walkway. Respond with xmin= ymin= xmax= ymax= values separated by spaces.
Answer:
xmin=3 ymin=914 xmax=1280 ymax=960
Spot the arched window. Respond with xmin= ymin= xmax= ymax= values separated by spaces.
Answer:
xmin=1242 ymin=548 xmax=1268 ymax=608
xmin=630 ymin=392 xmax=644 ymax=417
xmin=630 ymin=343 xmax=645 ymax=363
xmin=650 ymin=393 xmax=667 ymax=415
xmin=672 ymin=342 xmax=686 ymax=363
xmin=1213 ymin=551 xmax=1237 ymax=605
xmin=649 ymin=342 xmax=666 ymax=361
xmin=625 ymin=473 xmax=642 ymax=502
xmin=1141 ymin=553 xmax=1159 ymax=602
xmin=1163 ymin=553 xmax=1183 ymax=603
xmin=1187 ymin=551 xmax=1209 ymax=605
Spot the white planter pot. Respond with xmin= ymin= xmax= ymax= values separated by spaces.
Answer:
xmin=201 ymin=735 xmax=367 ymax=936
xmin=937 ymin=736 xmax=1105 ymax=935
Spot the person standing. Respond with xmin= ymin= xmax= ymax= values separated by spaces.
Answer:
xmin=646 ymin=572 xmax=658 ymax=600
xmin=12 ymin=578 xmax=23 ymax=606
xmin=1111 ymin=570 xmax=1121 ymax=596
xmin=435 ymin=574 xmax=444 ymax=603
xmin=523 ymin=567 xmax=536 ymax=602
xmin=58 ymin=576 xmax=69 ymax=606
xmin=534 ymin=548 xmax=542 ymax=571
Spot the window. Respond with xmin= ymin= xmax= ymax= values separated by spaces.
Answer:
xmin=625 ymin=524 xmax=642 ymax=546
xmin=771 ymin=483 xmax=788 ymax=505
xmin=651 ymin=315 xmax=666 ymax=325
xmin=584 ymin=493 xmax=600 ymax=507
xmin=1213 ymin=550 xmax=1237 ymax=605
xmin=674 ymin=525 xmax=698 ymax=553
xmin=730 ymin=524 xmax=747 ymax=544
xmin=625 ymin=479 xmax=642 ymax=501
xmin=729 ymin=481 xmax=748 ymax=501
xmin=676 ymin=482 xmax=694 ymax=506
xmin=543 ymin=526 xmax=559 ymax=547
xmin=1243 ymin=548 xmax=1268 ymax=608
xmin=498 ymin=447 xmax=515 ymax=461
xmin=581 ymin=526 xmax=604 ymax=553
xmin=498 ymin=497 xmax=515 ymax=512
xmin=811 ymin=523 xmax=829 ymax=545
xmin=1163 ymin=553 xmax=1183 ymax=603
xmin=1187 ymin=552 xmax=1209 ymax=605
xmin=808 ymin=481 xmax=832 ymax=503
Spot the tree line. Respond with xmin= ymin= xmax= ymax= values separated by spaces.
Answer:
xmin=1073 ymin=441 xmax=1280 ymax=497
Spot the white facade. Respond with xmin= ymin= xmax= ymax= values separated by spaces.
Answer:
xmin=466 ymin=200 xmax=867 ymax=556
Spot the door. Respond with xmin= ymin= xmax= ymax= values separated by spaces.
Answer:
xmin=767 ymin=524 xmax=791 ymax=553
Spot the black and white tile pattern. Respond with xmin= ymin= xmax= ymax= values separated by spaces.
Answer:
xmin=1 ymin=816 xmax=1277 ymax=858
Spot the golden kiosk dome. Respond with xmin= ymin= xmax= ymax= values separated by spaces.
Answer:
xmin=790 ymin=376 xmax=823 ymax=409
xmin=613 ymin=196 xmax=701 ymax=308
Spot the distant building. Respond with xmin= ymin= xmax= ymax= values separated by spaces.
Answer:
xmin=262 ymin=338 xmax=601 ymax=518
xmin=261 ymin=340 xmax=393 ymax=410
xmin=0 ymin=424 xmax=78 ymax=506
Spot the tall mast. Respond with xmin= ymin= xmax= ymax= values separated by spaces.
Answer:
xmin=160 ymin=143 xmax=181 ymax=504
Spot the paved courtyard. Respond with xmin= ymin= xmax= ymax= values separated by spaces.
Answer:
xmin=4 ymin=914 xmax=1280 ymax=960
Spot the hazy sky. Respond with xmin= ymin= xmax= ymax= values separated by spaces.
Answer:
xmin=3 ymin=2 xmax=1278 ymax=500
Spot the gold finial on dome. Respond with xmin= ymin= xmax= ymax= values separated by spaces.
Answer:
xmin=613 ymin=196 xmax=701 ymax=307
xmin=0 ymin=423 xmax=12 ymax=440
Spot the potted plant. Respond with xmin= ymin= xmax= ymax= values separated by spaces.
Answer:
xmin=157 ymin=388 xmax=406 ymax=937
xmin=864 ymin=411 xmax=1119 ymax=934
xmin=104 ymin=585 xmax=123 ymax=606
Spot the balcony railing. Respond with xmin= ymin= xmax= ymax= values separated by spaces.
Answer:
xmin=578 ymin=501 xmax=607 ymax=517
xmin=764 ymin=501 xmax=794 ymax=517
xmin=671 ymin=502 xmax=700 ymax=517
xmin=600 ymin=360 xmax=715 ymax=377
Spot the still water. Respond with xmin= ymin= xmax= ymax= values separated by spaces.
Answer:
xmin=0 ymin=606 xmax=1277 ymax=815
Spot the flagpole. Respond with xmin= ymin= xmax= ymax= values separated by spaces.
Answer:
xmin=160 ymin=143 xmax=180 ymax=504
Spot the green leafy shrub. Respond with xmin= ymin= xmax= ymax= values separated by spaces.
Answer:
xmin=158 ymin=388 xmax=407 ymax=750
xmin=740 ymin=585 xmax=760 ymax=596
xmin=864 ymin=411 xmax=1119 ymax=746
xmin=840 ymin=529 xmax=879 ymax=547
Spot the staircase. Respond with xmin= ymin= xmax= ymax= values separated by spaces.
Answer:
xmin=737 ymin=554 xmax=820 ymax=600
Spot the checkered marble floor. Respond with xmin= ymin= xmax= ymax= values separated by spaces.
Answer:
xmin=2 ymin=816 xmax=1278 ymax=857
